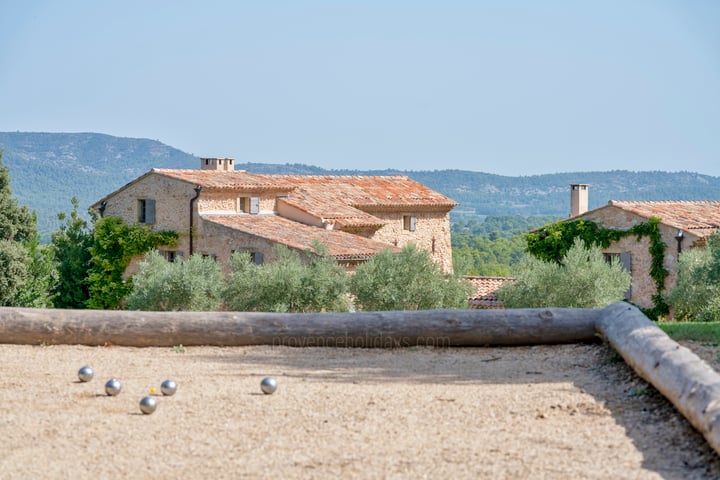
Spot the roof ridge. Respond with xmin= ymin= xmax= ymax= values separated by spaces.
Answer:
xmin=611 ymin=199 xmax=720 ymax=204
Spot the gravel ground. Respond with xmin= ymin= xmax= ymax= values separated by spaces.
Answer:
xmin=0 ymin=342 xmax=718 ymax=479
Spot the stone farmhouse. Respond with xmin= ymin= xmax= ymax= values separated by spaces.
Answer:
xmin=92 ymin=158 xmax=457 ymax=275
xmin=570 ymin=184 xmax=720 ymax=311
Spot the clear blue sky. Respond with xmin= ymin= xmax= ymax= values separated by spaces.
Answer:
xmin=1 ymin=1 xmax=719 ymax=176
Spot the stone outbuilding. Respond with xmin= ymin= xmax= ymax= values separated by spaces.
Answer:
xmin=569 ymin=184 xmax=720 ymax=311
xmin=92 ymin=158 xmax=457 ymax=274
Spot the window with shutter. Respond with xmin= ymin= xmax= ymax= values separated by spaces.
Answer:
xmin=238 ymin=196 xmax=260 ymax=214
xmin=138 ymin=199 xmax=156 ymax=224
xmin=145 ymin=199 xmax=155 ymax=224
xmin=403 ymin=215 xmax=417 ymax=231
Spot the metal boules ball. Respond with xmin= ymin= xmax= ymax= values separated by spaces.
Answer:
xmin=139 ymin=396 xmax=157 ymax=415
xmin=260 ymin=377 xmax=277 ymax=395
xmin=78 ymin=366 xmax=94 ymax=382
xmin=104 ymin=378 xmax=122 ymax=396
xmin=160 ymin=379 xmax=177 ymax=396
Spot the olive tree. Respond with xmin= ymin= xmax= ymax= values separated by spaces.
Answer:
xmin=125 ymin=250 xmax=224 ymax=311
xmin=669 ymin=232 xmax=720 ymax=322
xmin=498 ymin=238 xmax=631 ymax=308
xmin=223 ymin=244 xmax=350 ymax=313
xmin=349 ymin=244 xmax=473 ymax=311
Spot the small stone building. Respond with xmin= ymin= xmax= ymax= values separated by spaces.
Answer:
xmin=92 ymin=158 xmax=457 ymax=274
xmin=570 ymin=184 xmax=720 ymax=310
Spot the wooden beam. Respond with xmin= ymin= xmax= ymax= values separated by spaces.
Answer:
xmin=597 ymin=302 xmax=720 ymax=456
xmin=0 ymin=307 xmax=600 ymax=347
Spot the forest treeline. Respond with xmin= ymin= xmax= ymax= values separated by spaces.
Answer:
xmin=451 ymin=215 xmax=558 ymax=276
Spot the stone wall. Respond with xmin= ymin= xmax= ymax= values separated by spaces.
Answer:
xmin=366 ymin=210 xmax=454 ymax=274
xmin=198 ymin=191 xmax=280 ymax=215
xmin=581 ymin=206 xmax=702 ymax=309
xmin=100 ymin=173 xmax=194 ymax=256
xmin=198 ymin=220 xmax=280 ymax=272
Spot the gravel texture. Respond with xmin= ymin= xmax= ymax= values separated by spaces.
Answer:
xmin=0 ymin=342 xmax=718 ymax=479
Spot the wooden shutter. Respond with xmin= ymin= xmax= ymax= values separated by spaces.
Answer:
xmin=620 ymin=253 xmax=632 ymax=272
xmin=620 ymin=253 xmax=632 ymax=300
xmin=250 ymin=196 xmax=260 ymax=214
xmin=145 ymin=199 xmax=156 ymax=224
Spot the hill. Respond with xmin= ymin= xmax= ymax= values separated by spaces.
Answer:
xmin=2 ymin=132 xmax=720 ymax=237
xmin=0 ymin=132 xmax=197 ymax=235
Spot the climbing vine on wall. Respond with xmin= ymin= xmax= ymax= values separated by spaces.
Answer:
xmin=525 ymin=217 xmax=669 ymax=318
xmin=86 ymin=217 xmax=179 ymax=310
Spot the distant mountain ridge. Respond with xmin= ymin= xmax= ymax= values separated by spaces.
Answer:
xmin=1 ymin=132 xmax=719 ymax=237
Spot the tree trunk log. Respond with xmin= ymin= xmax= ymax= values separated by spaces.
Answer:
xmin=0 ymin=307 xmax=599 ymax=347
xmin=597 ymin=302 xmax=720 ymax=456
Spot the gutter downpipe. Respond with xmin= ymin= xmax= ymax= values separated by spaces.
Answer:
xmin=189 ymin=185 xmax=202 ymax=256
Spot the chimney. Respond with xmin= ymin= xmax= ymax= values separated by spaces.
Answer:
xmin=570 ymin=184 xmax=589 ymax=217
xmin=200 ymin=157 xmax=235 ymax=171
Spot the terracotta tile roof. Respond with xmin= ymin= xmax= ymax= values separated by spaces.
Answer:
xmin=203 ymin=214 xmax=397 ymax=260
xmin=609 ymin=200 xmax=720 ymax=237
xmin=262 ymin=174 xmax=458 ymax=209
xmin=152 ymin=169 xmax=296 ymax=191
xmin=152 ymin=170 xmax=457 ymax=209
xmin=277 ymin=191 xmax=385 ymax=229
xmin=276 ymin=175 xmax=457 ymax=229
xmin=153 ymin=169 xmax=456 ymax=230
xmin=466 ymin=276 xmax=514 ymax=309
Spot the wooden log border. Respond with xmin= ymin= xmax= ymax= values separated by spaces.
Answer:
xmin=0 ymin=307 xmax=599 ymax=348
xmin=596 ymin=302 xmax=720 ymax=457
xmin=1 ymin=302 xmax=719 ymax=455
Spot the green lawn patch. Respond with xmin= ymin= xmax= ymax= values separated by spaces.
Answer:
xmin=658 ymin=322 xmax=720 ymax=344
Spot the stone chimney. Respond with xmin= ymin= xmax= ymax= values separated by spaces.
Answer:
xmin=570 ymin=184 xmax=589 ymax=217
xmin=201 ymin=157 xmax=235 ymax=171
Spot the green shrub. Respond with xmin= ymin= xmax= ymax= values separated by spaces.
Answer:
xmin=125 ymin=250 xmax=224 ymax=311
xmin=350 ymin=244 xmax=473 ymax=311
xmin=669 ymin=233 xmax=720 ymax=322
xmin=498 ymin=238 xmax=631 ymax=308
xmin=223 ymin=244 xmax=350 ymax=312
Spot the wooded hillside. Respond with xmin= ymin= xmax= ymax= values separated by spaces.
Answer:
xmin=2 ymin=132 xmax=719 ymax=237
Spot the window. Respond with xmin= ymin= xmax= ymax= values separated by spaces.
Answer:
xmin=160 ymin=250 xmax=183 ymax=262
xmin=403 ymin=215 xmax=417 ymax=231
xmin=138 ymin=199 xmax=156 ymax=224
xmin=604 ymin=253 xmax=632 ymax=272
xmin=238 ymin=196 xmax=260 ymax=214
xmin=231 ymin=249 xmax=263 ymax=264
xmin=250 ymin=252 xmax=264 ymax=265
